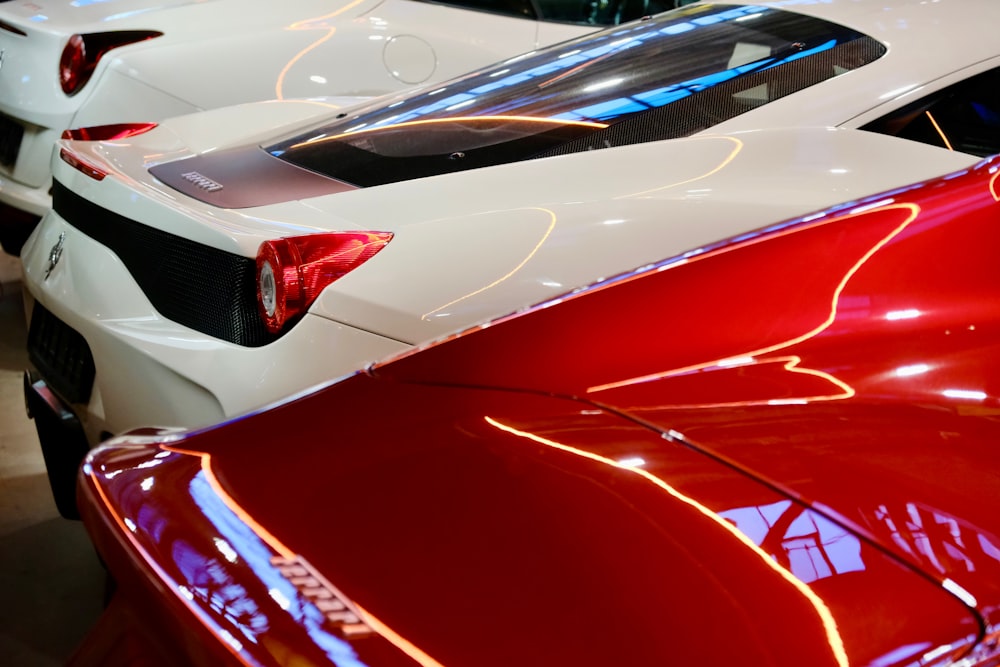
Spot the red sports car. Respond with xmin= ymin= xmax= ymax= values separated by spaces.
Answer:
xmin=74 ymin=153 xmax=1000 ymax=666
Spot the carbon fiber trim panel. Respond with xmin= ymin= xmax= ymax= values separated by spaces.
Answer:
xmin=52 ymin=180 xmax=278 ymax=347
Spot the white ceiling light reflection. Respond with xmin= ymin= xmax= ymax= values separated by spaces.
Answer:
xmin=879 ymin=84 xmax=918 ymax=101
xmin=446 ymin=99 xmax=476 ymax=111
xmin=895 ymin=363 xmax=929 ymax=377
xmin=943 ymin=389 xmax=987 ymax=401
xmin=886 ymin=309 xmax=921 ymax=321
xmin=617 ymin=457 xmax=646 ymax=467
xmin=584 ymin=78 xmax=625 ymax=93
xmin=269 ymin=587 xmax=293 ymax=610
xmin=218 ymin=629 xmax=244 ymax=652
xmin=942 ymin=578 xmax=978 ymax=608
xmin=214 ymin=537 xmax=239 ymax=564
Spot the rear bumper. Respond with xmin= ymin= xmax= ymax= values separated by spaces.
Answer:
xmin=0 ymin=168 xmax=52 ymax=218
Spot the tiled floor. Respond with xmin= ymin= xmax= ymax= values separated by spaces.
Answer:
xmin=0 ymin=253 xmax=105 ymax=666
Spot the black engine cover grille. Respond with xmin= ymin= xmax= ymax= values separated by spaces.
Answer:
xmin=52 ymin=180 xmax=278 ymax=347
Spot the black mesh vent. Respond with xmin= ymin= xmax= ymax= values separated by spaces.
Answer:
xmin=28 ymin=301 xmax=96 ymax=404
xmin=0 ymin=114 xmax=23 ymax=168
xmin=52 ymin=180 xmax=278 ymax=347
xmin=535 ymin=37 xmax=886 ymax=159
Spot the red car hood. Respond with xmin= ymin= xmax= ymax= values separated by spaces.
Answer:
xmin=81 ymin=379 xmax=982 ymax=667
xmin=373 ymin=157 xmax=1000 ymax=626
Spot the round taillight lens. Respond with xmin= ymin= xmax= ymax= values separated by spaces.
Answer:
xmin=59 ymin=30 xmax=162 ymax=96
xmin=256 ymin=232 xmax=393 ymax=334
xmin=259 ymin=261 xmax=278 ymax=318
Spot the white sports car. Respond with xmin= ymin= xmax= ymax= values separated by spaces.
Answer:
xmin=21 ymin=0 xmax=1000 ymax=517
xmin=0 ymin=0 xmax=670 ymax=255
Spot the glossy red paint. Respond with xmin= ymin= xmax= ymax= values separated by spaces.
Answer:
xmin=78 ymin=384 xmax=981 ymax=667
xmin=75 ymin=157 xmax=1000 ymax=665
xmin=374 ymin=157 xmax=1000 ymax=628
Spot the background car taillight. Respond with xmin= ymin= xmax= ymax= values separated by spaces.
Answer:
xmin=61 ymin=123 xmax=158 ymax=141
xmin=58 ymin=123 xmax=159 ymax=181
xmin=59 ymin=31 xmax=162 ymax=96
xmin=58 ymin=148 xmax=107 ymax=181
xmin=256 ymin=232 xmax=393 ymax=333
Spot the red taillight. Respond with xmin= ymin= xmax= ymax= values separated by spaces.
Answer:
xmin=59 ymin=147 xmax=106 ymax=181
xmin=57 ymin=123 xmax=157 ymax=180
xmin=59 ymin=30 xmax=162 ymax=96
xmin=256 ymin=232 xmax=393 ymax=334
xmin=61 ymin=123 xmax=158 ymax=141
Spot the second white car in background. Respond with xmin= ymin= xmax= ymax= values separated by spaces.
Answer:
xmin=0 ymin=0 xmax=670 ymax=254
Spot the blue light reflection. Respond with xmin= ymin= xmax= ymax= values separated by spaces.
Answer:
xmin=164 ymin=471 xmax=371 ymax=667
xmin=720 ymin=500 xmax=865 ymax=583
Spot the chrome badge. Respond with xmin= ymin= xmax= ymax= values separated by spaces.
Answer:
xmin=180 ymin=171 xmax=224 ymax=192
xmin=270 ymin=555 xmax=375 ymax=638
xmin=44 ymin=233 xmax=65 ymax=281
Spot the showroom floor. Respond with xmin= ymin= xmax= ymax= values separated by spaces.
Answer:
xmin=0 ymin=253 xmax=105 ymax=666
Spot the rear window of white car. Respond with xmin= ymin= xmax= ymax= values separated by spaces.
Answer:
xmin=268 ymin=3 xmax=884 ymax=186
xmin=434 ymin=0 xmax=690 ymax=24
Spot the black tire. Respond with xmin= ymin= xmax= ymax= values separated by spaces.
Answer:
xmin=0 ymin=216 xmax=39 ymax=257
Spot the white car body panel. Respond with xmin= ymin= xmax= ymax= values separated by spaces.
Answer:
xmin=17 ymin=0 xmax=1000 ymax=443
xmin=0 ymin=0 xmax=599 ymax=218
xmin=23 ymin=125 xmax=978 ymax=438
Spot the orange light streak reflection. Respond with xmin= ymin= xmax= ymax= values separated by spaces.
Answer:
xmin=617 ymin=136 xmax=743 ymax=199
xmin=422 ymin=207 xmax=558 ymax=320
xmin=275 ymin=0 xmax=370 ymax=99
xmin=610 ymin=355 xmax=855 ymax=411
xmin=925 ymin=111 xmax=954 ymax=152
xmin=484 ymin=416 xmax=850 ymax=667
xmin=588 ymin=202 xmax=920 ymax=396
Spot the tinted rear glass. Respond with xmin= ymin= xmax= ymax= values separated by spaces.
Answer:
xmin=435 ymin=0 xmax=690 ymax=24
xmin=268 ymin=4 xmax=884 ymax=186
